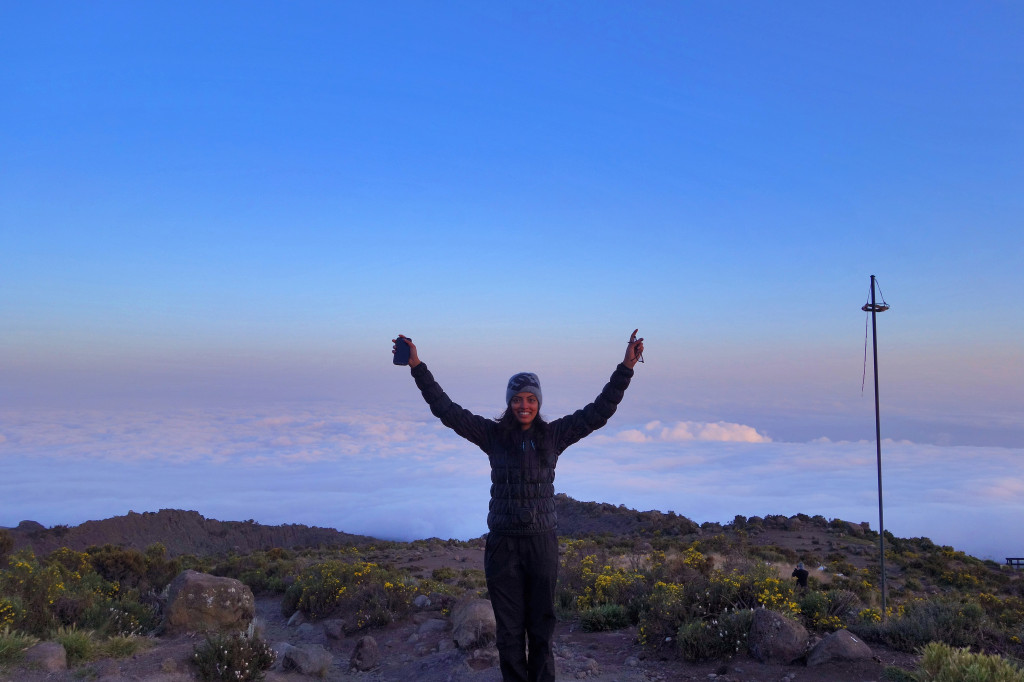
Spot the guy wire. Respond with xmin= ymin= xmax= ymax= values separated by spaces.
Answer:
xmin=862 ymin=310 xmax=870 ymax=394
xmin=861 ymin=277 xmax=889 ymax=395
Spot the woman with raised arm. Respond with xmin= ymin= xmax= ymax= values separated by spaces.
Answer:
xmin=392 ymin=331 xmax=644 ymax=682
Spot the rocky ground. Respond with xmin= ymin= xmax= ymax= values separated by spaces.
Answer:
xmin=2 ymin=539 xmax=920 ymax=682
xmin=2 ymin=593 xmax=919 ymax=682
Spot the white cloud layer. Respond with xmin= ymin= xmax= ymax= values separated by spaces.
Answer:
xmin=604 ymin=420 xmax=772 ymax=444
xmin=2 ymin=405 xmax=1022 ymax=561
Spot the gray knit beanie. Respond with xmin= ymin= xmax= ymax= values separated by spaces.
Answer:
xmin=506 ymin=372 xmax=542 ymax=408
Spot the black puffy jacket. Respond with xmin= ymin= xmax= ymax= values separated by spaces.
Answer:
xmin=411 ymin=362 xmax=633 ymax=535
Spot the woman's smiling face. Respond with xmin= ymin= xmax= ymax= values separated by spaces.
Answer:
xmin=510 ymin=392 xmax=539 ymax=429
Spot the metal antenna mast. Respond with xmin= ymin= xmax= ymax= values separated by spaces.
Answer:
xmin=862 ymin=275 xmax=889 ymax=619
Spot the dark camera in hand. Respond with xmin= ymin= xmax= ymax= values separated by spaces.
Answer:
xmin=393 ymin=336 xmax=412 ymax=365
xmin=517 ymin=507 xmax=536 ymax=525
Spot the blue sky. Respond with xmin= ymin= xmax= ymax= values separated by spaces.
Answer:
xmin=2 ymin=3 xmax=1022 ymax=559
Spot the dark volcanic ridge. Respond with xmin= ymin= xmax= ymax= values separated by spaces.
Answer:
xmin=4 ymin=495 xmax=877 ymax=558
xmin=5 ymin=509 xmax=376 ymax=557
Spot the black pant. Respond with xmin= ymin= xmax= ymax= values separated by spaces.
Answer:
xmin=484 ymin=531 xmax=559 ymax=682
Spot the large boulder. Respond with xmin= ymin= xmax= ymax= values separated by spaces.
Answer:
xmin=807 ymin=629 xmax=873 ymax=666
xmin=24 ymin=641 xmax=66 ymax=672
xmin=163 ymin=570 xmax=255 ymax=634
xmin=451 ymin=598 xmax=496 ymax=650
xmin=747 ymin=608 xmax=809 ymax=665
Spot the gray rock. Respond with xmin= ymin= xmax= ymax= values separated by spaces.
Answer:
xmin=747 ymin=608 xmax=809 ymax=665
xmin=270 ymin=642 xmax=295 ymax=671
xmin=286 ymin=610 xmax=306 ymax=626
xmin=414 ymin=594 xmax=431 ymax=608
xmin=350 ymin=635 xmax=381 ymax=671
xmin=283 ymin=643 xmax=333 ymax=676
xmin=418 ymin=618 xmax=449 ymax=635
xmin=465 ymin=645 xmax=500 ymax=671
xmin=322 ymin=618 xmax=345 ymax=640
xmin=806 ymin=628 xmax=873 ymax=666
xmin=163 ymin=570 xmax=255 ymax=634
xmin=24 ymin=641 xmax=66 ymax=672
xmin=451 ymin=598 xmax=496 ymax=650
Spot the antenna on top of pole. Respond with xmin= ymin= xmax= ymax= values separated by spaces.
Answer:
xmin=862 ymin=275 xmax=889 ymax=619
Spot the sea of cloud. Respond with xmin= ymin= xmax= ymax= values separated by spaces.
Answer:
xmin=2 ymin=403 xmax=1022 ymax=561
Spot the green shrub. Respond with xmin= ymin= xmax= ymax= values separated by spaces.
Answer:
xmin=825 ymin=589 xmax=862 ymax=619
xmin=0 ymin=597 xmax=17 ymax=630
xmin=210 ymin=550 xmax=294 ymax=596
xmin=638 ymin=581 xmax=687 ymax=644
xmin=80 ymin=597 xmax=159 ymax=637
xmin=87 ymin=545 xmax=147 ymax=589
xmin=915 ymin=641 xmax=1024 ymax=681
xmin=675 ymin=609 xmax=753 ymax=662
xmin=661 ymin=545 xmax=714 ymax=583
xmin=799 ymin=590 xmax=835 ymax=630
xmin=282 ymin=560 xmax=417 ymax=631
xmin=882 ymin=666 xmax=918 ymax=681
xmin=350 ymin=580 xmax=417 ymax=631
xmin=0 ymin=627 xmax=38 ymax=666
xmin=580 ymin=604 xmax=630 ymax=632
xmin=853 ymin=597 xmax=990 ymax=652
xmin=0 ymin=530 xmax=14 ymax=561
xmin=99 ymin=634 xmax=148 ymax=659
xmin=432 ymin=567 xmax=457 ymax=582
xmin=457 ymin=569 xmax=487 ymax=590
xmin=0 ymin=551 xmax=63 ymax=635
xmin=192 ymin=631 xmax=276 ymax=682
xmin=749 ymin=544 xmax=798 ymax=564
xmin=52 ymin=625 xmax=97 ymax=665
xmin=800 ymin=553 xmax=822 ymax=568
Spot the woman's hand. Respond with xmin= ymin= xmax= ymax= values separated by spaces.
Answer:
xmin=393 ymin=334 xmax=421 ymax=368
xmin=623 ymin=329 xmax=644 ymax=369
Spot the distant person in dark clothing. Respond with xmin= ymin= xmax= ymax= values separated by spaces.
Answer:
xmin=792 ymin=562 xmax=809 ymax=588
xmin=393 ymin=330 xmax=644 ymax=682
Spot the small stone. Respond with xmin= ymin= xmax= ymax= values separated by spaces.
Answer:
xmin=350 ymin=635 xmax=381 ymax=671
xmin=284 ymin=643 xmax=333 ymax=676
xmin=417 ymin=618 xmax=448 ymax=635
xmin=322 ymin=619 xmax=345 ymax=641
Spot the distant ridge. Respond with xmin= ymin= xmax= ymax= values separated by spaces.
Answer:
xmin=6 ymin=509 xmax=375 ymax=557
xmin=5 ymin=496 xmax=874 ymax=559
xmin=554 ymin=494 xmax=702 ymax=538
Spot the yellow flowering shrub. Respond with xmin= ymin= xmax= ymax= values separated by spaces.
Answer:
xmin=0 ymin=598 xmax=16 ymax=630
xmin=283 ymin=560 xmax=417 ymax=629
